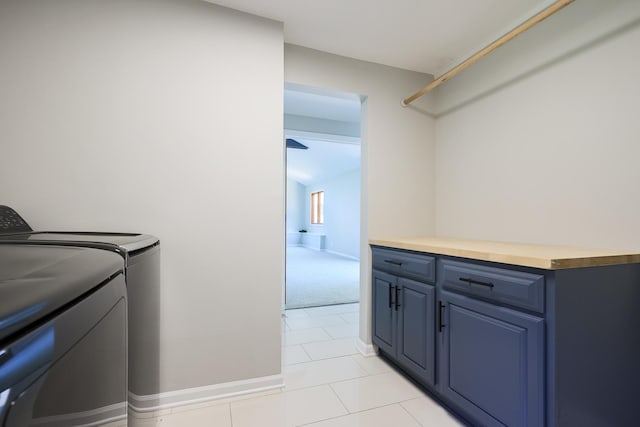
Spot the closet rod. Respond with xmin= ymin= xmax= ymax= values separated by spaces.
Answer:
xmin=402 ymin=0 xmax=575 ymax=106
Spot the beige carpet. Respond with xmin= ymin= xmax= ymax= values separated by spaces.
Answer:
xmin=285 ymin=246 xmax=360 ymax=309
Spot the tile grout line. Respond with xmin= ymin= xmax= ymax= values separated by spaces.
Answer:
xmin=285 ymin=316 xmax=346 ymax=353
xmin=299 ymin=342 xmax=314 ymax=361
xmin=286 ymin=345 xmax=361 ymax=367
xmin=282 ymin=363 xmax=370 ymax=393
xmin=289 ymin=368 xmax=416 ymax=402
xmin=328 ymin=369 xmax=395 ymax=387
xmin=350 ymin=353 xmax=379 ymax=375
xmin=327 ymin=382 xmax=352 ymax=415
xmin=320 ymin=326 xmax=334 ymax=340
xmin=283 ymin=331 xmax=333 ymax=347
xmin=398 ymin=399 xmax=427 ymax=427
xmin=282 ymin=305 xmax=371 ymax=399
xmin=228 ymin=402 xmax=235 ymax=427
xmin=286 ymin=320 xmax=349 ymax=331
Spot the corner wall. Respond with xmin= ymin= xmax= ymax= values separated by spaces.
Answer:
xmin=434 ymin=0 xmax=640 ymax=250
xmin=285 ymin=45 xmax=436 ymax=352
xmin=0 ymin=0 xmax=284 ymax=403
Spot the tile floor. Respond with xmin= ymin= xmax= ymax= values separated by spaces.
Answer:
xmin=129 ymin=303 xmax=465 ymax=427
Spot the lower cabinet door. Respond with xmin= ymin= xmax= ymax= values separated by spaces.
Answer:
xmin=397 ymin=278 xmax=435 ymax=387
xmin=439 ymin=291 xmax=544 ymax=427
xmin=372 ymin=270 xmax=396 ymax=355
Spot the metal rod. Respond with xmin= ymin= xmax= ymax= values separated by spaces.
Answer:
xmin=402 ymin=0 xmax=575 ymax=106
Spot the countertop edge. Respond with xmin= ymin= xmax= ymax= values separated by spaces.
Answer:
xmin=369 ymin=239 xmax=640 ymax=270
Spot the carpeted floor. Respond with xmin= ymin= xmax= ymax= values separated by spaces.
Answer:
xmin=285 ymin=246 xmax=360 ymax=309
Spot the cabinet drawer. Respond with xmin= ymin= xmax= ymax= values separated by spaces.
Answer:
xmin=441 ymin=260 xmax=545 ymax=313
xmin=372 ymin=247 xmax=435 ymax=283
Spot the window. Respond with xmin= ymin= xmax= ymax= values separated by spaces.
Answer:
xmin=311 ymin=191 xmax=324 ymax=224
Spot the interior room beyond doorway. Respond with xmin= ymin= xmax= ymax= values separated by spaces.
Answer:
xmin=284 ymin=83 xmax=362 ymax=309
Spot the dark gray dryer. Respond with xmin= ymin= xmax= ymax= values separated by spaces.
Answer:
xmin=0 ymin=206 xmax=161 ymax=410
xmin=0 ymin=244 xmax=127 ymax=426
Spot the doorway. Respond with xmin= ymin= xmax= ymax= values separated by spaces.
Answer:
xmin=284 ymin=84 xmax=362 ymax=309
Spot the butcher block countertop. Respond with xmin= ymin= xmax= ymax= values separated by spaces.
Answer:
xmin=369 ymin=237 xmax=640 ymax=270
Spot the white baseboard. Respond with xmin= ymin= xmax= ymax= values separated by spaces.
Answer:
xmin=128 ymin=374 xmax=284 ymax=413
xmin=325 ymin=249 xmax=360 ymax=261
xmin=356 ymin=338 xmax=377 ymax=357
xmin=301 ymin=233 xmax=326 ymax=250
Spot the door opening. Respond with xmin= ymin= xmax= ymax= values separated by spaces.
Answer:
xmin=284 ymin=83 xmax=362 ymax=309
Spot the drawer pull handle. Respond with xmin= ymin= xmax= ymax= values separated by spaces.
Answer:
xmin=384 ymin=259 xmax=403 ymax=266
xmin=459 ymin=277 xmax=494 ymax=288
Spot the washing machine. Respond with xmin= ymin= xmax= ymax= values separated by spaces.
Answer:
xmin=0 ymin=206 xmax=160 ymax=411
xmin=0 ymin=244 xmax=127 ymax=426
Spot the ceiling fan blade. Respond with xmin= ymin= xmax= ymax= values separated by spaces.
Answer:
xmin=286 ymin=138 xmax=308 ymax=150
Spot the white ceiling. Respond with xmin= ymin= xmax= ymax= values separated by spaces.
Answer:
xmin=286 ymin=136 xmax=360 ymax=186
xmin=205 ymin=0 xmax=555 ymax=75
xmin=284 ymin=85 xmax=361 ymax=186
xmin=284 ymin=88 xmax=361 ymax=122
xmin=226 ymin=0 xmax=555 ymax=185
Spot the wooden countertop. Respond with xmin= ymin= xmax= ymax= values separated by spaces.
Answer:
xmin=369 ymin=237 xmax=640 ymax=270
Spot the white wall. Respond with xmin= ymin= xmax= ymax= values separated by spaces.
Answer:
xmin=285 ymin=45 xmax=436 ymax=352
xmin=434 ymin=0 xmax=640 ymax=251
xmin=304 ymin=169 xmax=361 ymax=259
xmin=286 ymin=177 xmax=306 ymax=237
xmin=0 ymin=0 xmax=284 ymax=401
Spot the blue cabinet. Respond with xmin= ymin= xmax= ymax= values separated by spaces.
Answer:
xmin=439 ymin=290 xmax=544 ymax=427
xmin=372 ymin=245 xmax=640 ymax=427
xmin=372 ymin=267 xmax=436 ymax=388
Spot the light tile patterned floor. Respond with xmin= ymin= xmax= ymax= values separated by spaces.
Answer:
xmin=130 ymin=303 xmax=465 ymax=427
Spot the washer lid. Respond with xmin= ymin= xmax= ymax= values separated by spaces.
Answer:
xmin=0 ymin=245 xmax=124 ymax=343
xmin=0 ymin=232 xmax=159 ymax=253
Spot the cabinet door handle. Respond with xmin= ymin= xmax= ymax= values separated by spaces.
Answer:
xmin=388 ymin=284 xmax=395 ymax=308
xmin=438 ymin=301 xmax=446 ymax=332
xmin=384 ymin=259 xmax=403 ymax=266
xmin=394 ymin=286 xmax=401 ymax=310
xmin=459 ymin=277 xmax=494 ymax=288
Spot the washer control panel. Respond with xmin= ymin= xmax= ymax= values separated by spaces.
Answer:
xmin=0 ymin=205 xmax=33 ymax=233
